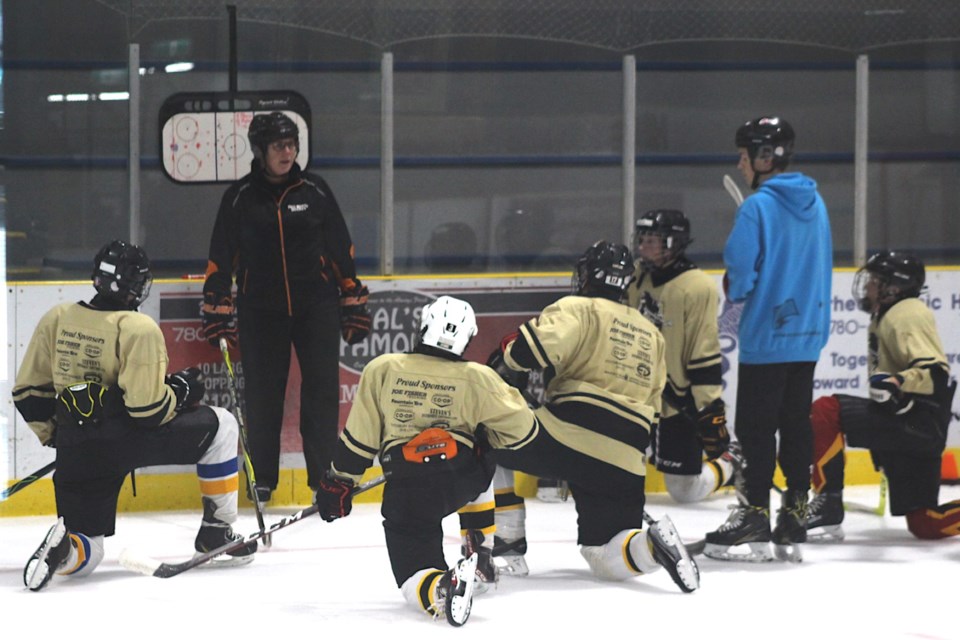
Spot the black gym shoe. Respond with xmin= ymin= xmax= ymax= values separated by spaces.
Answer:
xmin=434 ymin=554 xmax=479 ymax=627
xmin=703 ymin=503 xmax=773 ymax=562
xmin=806 ymin=490 xmax=845 ymax=542
xmin=648 ymin=516 xmax=699 ymax=593
xmin=24 ymin=517 xmax=72 ymax=591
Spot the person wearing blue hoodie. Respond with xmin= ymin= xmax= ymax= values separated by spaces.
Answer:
xmin=703 ymin=116 xmax=832 ymax=563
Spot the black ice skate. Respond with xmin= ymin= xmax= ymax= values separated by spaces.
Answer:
xmin=806 ymin=490 xmax=845 ymax=542
xmin=772 ymin=489 xmax=808 ymax=563
xmin=462 ymin=529 xmax=498 ymax=593
xmin=703 ymin=503 xmax=773 ymax=562
xmin=648 ymin=515 xmax=700 ymax=593
xmin=194 ymin=498 xmax=257 ymax=567
xmin=434 ymin=553 xmax=479 ymax=627
xmin=23 ymin=517 xmax=72 ymax=591
xmin=492 ymin=535 xmax=529 ymax=576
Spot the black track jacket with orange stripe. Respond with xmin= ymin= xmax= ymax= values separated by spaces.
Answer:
xmin=203 ymin=161 xmax=362 ymax=313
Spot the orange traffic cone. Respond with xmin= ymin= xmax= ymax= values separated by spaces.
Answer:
xmin=941 ymin=450 xmax=959 ymax=484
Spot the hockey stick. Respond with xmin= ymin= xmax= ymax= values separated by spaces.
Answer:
xmin=845 ymin=472 xmax=887 ymax=515
xmin=219 ymin=338 xmax=270 ymax=548
xmin=723 ymin=174 xmax=744 ymax=207
xmin=1 ymin=461 xmax=56 ymax=501
xmin=119 ymin=472 xmax=389 ymax=578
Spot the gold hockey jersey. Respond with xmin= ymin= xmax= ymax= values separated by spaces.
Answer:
xmin=627 ymin=266 xmax=722 ymax=417
xmin=12 ymin=301 xmax=180 ymax=443
xmin=504 ymin=295 xmax=665 ymax=475
xmin=332 ymin=352 xmax=539 ymax=481
xmin=870 ymin=298 xmax=949 ymax=396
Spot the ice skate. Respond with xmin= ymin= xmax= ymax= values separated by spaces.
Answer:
xmin=806 ymin=490 xmax=845 ymax=542
xmin=703 ymin=503 xmax=773 ymax=562
xmin=492 ymin=535 xmax=529 ymax=576
xmin=772 ymin=489 xmax=808 ymax=563
xmin=194 ymin=522 xmax=258 ymax=568
xmin=648 ymin=515 xmax=700 ymax=593
xmin=24 ymin=517 xmax=72 ymax=591
xmin=434 ymin=553 xmax=478 ymax=627
xmin=462 ymin=529 xmax=498 ymax=593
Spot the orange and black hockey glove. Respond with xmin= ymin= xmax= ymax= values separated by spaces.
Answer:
xmin=340 ymin=283 xmax=371 ymax=345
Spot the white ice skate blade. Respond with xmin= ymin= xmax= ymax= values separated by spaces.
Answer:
xmin=493 ymin=554 xmax=529 ymax=577
xmin=653 ymin=516 xmax=700 ymax=593
xmin=24 ymin=518 xmax=67 ymax=591
xmin=703 ymin=541 xmax=774 ymax=563
xmin=773 ymin=543 xmax=803 ymax=563
xmin=447 ymin=553 xmax=478 ymax=627
xmin=806 ymin=524 xmax=845 ymax=543
xmin=192 ymin=552 xmax=256 ymax=569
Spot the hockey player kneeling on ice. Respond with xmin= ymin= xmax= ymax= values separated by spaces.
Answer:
xmin=314 ymin=296 xmax=536 ymax=626
xmin=481 ymin=241 xmax=699 ymax=593
xmin=626 ymin=209 xmax=742 ymax=504
xmin=14 ymin=240 xmax=255 ymax=592
xmin=808 ymin=251 xmax=958 ymax=542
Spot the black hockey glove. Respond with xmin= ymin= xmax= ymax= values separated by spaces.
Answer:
xmin=486 ymin=348 xmax=530 ymax=392
xmin=315 ymin=471 xmax=356 ymax=522
xmin=167 ymin=367 xmax=205 ymax=412
xmin=869 ymin=373 xmax=913 ymax=415
xmin=638 ymin=292 xmax=663 ymax=330
xmin=695 ymin=398 xmax=729 ymax=460
xmin=201 ymin=291 xmax=238 ymax=348
xmin=340 ymin=284 xmax=372 ymax=345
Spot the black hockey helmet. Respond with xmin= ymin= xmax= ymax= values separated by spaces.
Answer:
xmin=634 ymin=209 xmax=692 ymax=268
xmin=573 ymin=240 xmax=636 ymax=301
xmin=248 ymin=111 xmax=300 ymax=157
xmin=852 ymin=250 xmax=925 ymax=312
xmin=92 ymin=239 xmax=152 ymax=308
xmin=735 ymin=116 xmax=794 ymax=170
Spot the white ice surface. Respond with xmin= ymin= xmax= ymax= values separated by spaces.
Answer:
xmin=2 ymin=485 xmax=958 ymax=639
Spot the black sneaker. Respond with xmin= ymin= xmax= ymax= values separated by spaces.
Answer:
xmin=806 ymin=490 xmax=845 ymax=542
xmin=24 ymin=517 xmax=72 ymax=591
xmin=648 ymin=516 xmax=700 ymax=593
xmin=703 ymin=503 xmax=773 ymax=562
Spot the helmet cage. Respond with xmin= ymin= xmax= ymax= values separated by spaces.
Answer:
xmin=92 ymin=240 xmax=153 ymax=307
xmin=418 ymin=296 xmax=478 ymax=357
xmin=634 ymin=210 xmax=691 ymax=268
xmin=852 ymin=251 xmax=925 ymax=312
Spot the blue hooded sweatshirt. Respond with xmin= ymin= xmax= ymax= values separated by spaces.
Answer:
xmin=723 ymin=172 xmax=832 ymax=364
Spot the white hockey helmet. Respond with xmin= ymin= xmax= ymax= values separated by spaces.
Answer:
xmin=419 ymin=296 xmax=478 ymax=357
